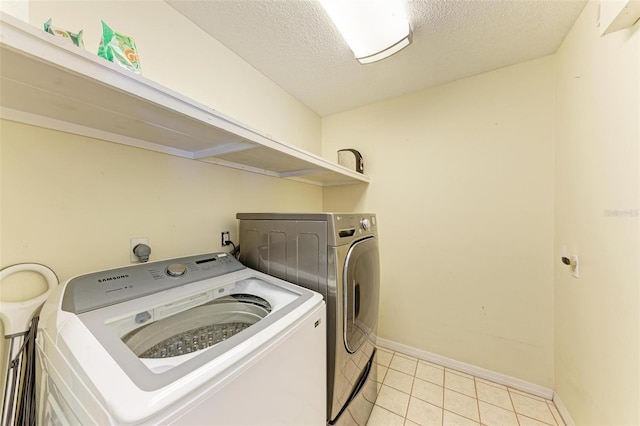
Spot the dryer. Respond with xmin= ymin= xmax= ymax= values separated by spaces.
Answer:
xmin=36 ymin=252 xmax=325 ymax=425
xmin=237 ymin=213 xmax=380 ymax=426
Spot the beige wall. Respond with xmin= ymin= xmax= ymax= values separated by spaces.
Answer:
xmin=1 ymin=0 xmax=324 ymax=296
xmin=0 ymin=121 xmax=322 ymax=281
xmin=322 ymin=57 xmax=556 ymax=387
xmin=0 ymin=120 xmax=322 ymax=389
xmin=26 ymin=0 xmax=321 ymax=154
xmin=554 ymin=2 xmax=640 ymax=424
xmin=0 ymin=0 xmax=323 ymax=395
xmin=3 ymin=1 xmax=638 ymax=422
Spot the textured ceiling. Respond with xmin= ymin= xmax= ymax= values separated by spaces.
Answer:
xmin=165 ymin=0 xmax=587 ymax=116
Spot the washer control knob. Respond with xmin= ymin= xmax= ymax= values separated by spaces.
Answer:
xmin=166 ymin=263 xmax=187 ymax=277
xmin=360 ymin=218 xmax=370 ymax=230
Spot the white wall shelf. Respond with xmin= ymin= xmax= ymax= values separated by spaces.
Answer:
xmin=0 ymin=13 xmax=369 ymax=186
xmin=599 ymin=0 xmax=640 ymax=36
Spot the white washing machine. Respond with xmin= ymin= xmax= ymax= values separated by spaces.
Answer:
xmin=36 ymin=252 xmax=326 ymax=425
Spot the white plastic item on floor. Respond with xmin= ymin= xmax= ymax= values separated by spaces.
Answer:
xmin=0 ymin=263 xmax=58 ymax=425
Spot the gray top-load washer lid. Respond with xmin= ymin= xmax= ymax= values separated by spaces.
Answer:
xmin=57 ymin=253 xmax=319 ymax=391
xmin=62 ymin=252 xmax=243 ymax=314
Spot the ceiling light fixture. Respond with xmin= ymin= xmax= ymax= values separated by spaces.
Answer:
xmin=320 ymin=0 xmax=412 ymax=64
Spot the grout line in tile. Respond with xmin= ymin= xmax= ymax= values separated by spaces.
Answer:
xmin=408 ymin=380 xmax=444 ymax=408
xmin=387 ymin=363 xmax=418 ymax=377
xmin=343 ymin=408 xmax=357 ymax=425
xmin=474 ymin=376 xmax=482 ymax=425
xmin=379 ymin=384 xmax=412 ymax=419
xmin=444 ymin=367 xmax=474 ymax=379
xmin=383 ymin=369 xmax=415 ymax=394
xmin=507 ymin=386 xmax=519 ymax=425
xmin=508 ymin=387 xmax=548 ymax=402
xmin=377 ymin=350 xmax=556 ymax=426
xmin=517 ymin=413 xmax=555 ymax=426
xmin=393 ymin=352 xmax=419 ymax=362
xmin=442 ymin=371 xmax=446 ymax=416
xmin=546 ymin=400 xmax=564 ymax=426
xmin=373 ymin=402 xmax=407 ymax=423
xmin=478 ymin=398 xmax=519 ymax=414
xmin=417 ymin=359 xmax=445 ymax=370
xmin=443 ymin=407 xmax=481 ymax=425
xmin=474 ymin=376 xmax=507 ymax=390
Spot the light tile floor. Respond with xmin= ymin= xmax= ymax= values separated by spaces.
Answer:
xmin=367 ymin=348 xmax=565 ymax=426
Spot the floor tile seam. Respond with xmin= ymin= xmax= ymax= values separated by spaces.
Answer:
xmin=375 ymin=364 xmax=388 ymax=374
xmin=474 ymin=374 xmax=481 ymax=426
xmin=341 ymin=408 xmax=358 ymax=425
xmin=444 ymin=368 xmax=474 ymax=380
xmin=386 ymin=367 xmax=416 ymax=380
xmin=372 ymin=402 xmax=406 ymax=422
xmin=477 ymin=401 xmax=524 ymax=425
xmin=387 ymin=364 xmax=418 ymax=376
xmin=443 ymin=406 xmax=480 ymax=424
xmin=414 ymin=373 xmax=444 ymax=387
xmin=443 ymin=371 xmax=476 ymax=397
xmin=476 ymin=396 xmax=518 ymax=414
xmin=409 ymin=391 xmax=457 ymax=417
xmin=509 ymin=392 xmax=558 ymax=426
xmin=419 ymin=379 xmax=445 ymax=388
xmin=506 ymin=385 xmax=520 ymax=424
xmin=545 ymin=399 xmax=562 ymax=411
xmin=474 ymin=377 xmax=509 ymax=392
xmin=515 ymin=412 xmax=556 ymax=426
xmin=382 ymin=380 xmax=413 ymax=395
xmin=393 ymin=352 xmax=419 ymax=362
xmin=544 ymin=400 xmax=564 ymax=426
xmin=374 ymin=383 xmax=411 ymax=420
xmin=417 ymin=360 xmax=445 ymax=371
xmin=408 ymin=389 xmax=444 ymax=408
xmin=413 ymin=376 xmax=444 ymax=390
xmin=417 ymin=362 xmax=536 ymax=403
xmin=379 ymin=381 xmax=413 ymax=403
xmin=408 ymin=373 xmax=418 ymax=402
xmin=444 ymin=386 xmax=478 ymax=400
xmin=508 ymin=387 xmax=549 ymax=402
xmin=444 ymin=375 xmax=476 ymax=388
xmin=474 ymin=375 xmax=517 ymax=414
xmin=399 ymin=389 xmax=411 ymax=419
xmin=507 ymin=390 xmax=556 ymax=423
xmin=388 ymin=351 xmax=555 ymax=424
xmin=443 ymin=383 xmax=477 ymax=398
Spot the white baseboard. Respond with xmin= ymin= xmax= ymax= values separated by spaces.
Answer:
xmin=376 ymin=337 xmax=554 ymax=400
xmin=552 ymin=392 xmax=575 ymax=426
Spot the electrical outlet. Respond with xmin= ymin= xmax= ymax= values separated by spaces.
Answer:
xmin=221 ymin=231 xmax=230 ymax=246
xmin=130 ymin=237 xmax=149 ymax=262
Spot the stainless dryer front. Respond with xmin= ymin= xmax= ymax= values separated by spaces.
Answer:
xmin=237 ymin=213 xmax=380 ymax=426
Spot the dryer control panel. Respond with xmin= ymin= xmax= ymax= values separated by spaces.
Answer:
xmin=61 ymin=252 xmax=244 ymax=314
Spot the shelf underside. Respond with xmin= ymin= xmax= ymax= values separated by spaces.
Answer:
xmin=0 ymin=17 xmax=369 ymax=186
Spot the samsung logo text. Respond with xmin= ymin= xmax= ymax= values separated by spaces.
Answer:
xmin=98 ymin=274 xmax=130 ymax=283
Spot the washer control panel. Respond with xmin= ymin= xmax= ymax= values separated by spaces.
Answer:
xmin=334 ymin=213 xmax=377 ymax=244
xmin=62 ymin=252 xmax=244 ymax=314
xmin=166 ymin=263 xmax=187 ymax=277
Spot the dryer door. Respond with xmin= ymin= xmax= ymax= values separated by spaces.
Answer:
xmin=343 ymin=237 xmax=380 ymax=353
